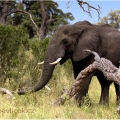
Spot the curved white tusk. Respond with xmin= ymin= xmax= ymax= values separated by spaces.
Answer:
xmin=50 ymin=58 xmax=62 ymax=65
xmin=38 ymin=61 xmax=44 ymax=65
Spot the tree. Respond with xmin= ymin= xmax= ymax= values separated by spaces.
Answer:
xmin=0 ymin=1 xmax=12 ymax=25
xmin=98 ymin=10 xmax=120 ymax=29
xmin=9 ymin=0 xmax=74 ymax=40
xmin=0 ymin=0 xmax=101 ymax=39
xmin=0 ymin=1 xmax=22 ymax=25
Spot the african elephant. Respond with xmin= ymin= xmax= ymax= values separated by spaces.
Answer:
xmin=18 ymin=20 xmax=120 ymax=106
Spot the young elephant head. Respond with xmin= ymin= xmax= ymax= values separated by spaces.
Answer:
xmin=18 ymin=21 xmax=99 ymax=95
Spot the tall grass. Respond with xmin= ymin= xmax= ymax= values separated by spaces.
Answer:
xmin=0 ymin=64 xmax=120 ymax=119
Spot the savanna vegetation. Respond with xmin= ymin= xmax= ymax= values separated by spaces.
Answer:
xmin=0 ymin=24 xmax=120 ymax=119
xmin=0 ymin=0 xmax=120 ymax=119
xmin=0 ymin=76 xmax=119 ymax=119
xmin=98 ymin=10 xmax=120 ymax=29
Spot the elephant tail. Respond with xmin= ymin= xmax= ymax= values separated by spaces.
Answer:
xmin=84 ymin=49 xmax=101 ymax=62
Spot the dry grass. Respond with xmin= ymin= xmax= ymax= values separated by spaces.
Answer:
xmin=0 ymin=65 xmax=120 ymax=119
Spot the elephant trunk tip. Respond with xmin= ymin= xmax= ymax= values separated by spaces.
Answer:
xmin=17 ymin=90 xmax=25 ymax=95
xmin=17 ymin=87 xmax=34 ymax=95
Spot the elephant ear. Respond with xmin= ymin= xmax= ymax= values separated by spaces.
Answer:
xmin=72 ymin=25 xmax=99 ymax=62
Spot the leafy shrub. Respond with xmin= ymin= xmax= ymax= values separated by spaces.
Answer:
xmin=0 ymin=24 xmax=50 ymax=89
xmin=23 ymin=38 xmax=50 ymax=86
xmin=29 ymin=37 xmax=49 ymax=61
xmin=0 ymin=25 xmax=29 ymax=87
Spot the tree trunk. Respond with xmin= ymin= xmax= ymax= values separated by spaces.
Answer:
xmin=39 ymin=0 xmax=46 ymax=40
xmin=39 ymin=0 xmax=57 ymax=40
xmin=0 ymin=1 xmax=10 ymax=25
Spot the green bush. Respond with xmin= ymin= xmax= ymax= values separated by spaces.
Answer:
xmin=24 ymin=38 xmax=50 ymax=86
xmin=29 ymin=37 xmax=49 ymax=61
xmin=0 ymin=25 xmax=50 ymax=89
xmin=0 ymin=25 xmax=29 ymax=87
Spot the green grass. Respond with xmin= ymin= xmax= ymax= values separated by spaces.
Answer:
xmin=0 ymin=65 xmax=120 ymax=119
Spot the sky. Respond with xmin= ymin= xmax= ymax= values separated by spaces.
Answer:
xmin=54 ymin=0 xmax=120 ymax=24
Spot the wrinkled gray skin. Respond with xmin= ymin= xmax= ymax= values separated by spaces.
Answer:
xmin=18 ymin=20 xmax=120 ymax=106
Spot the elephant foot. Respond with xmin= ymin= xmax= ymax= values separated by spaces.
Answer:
xmin=116 ymin=107 xmax=120 ymax=116
xmin=116 ymin=100 xmax=120 ymax=116
xmin=96 ymin=71 xmax=111 ymax=106
xmin=99 ymin=95 xmax=109 ymax=106
xmin=114 ymin=83 xmax=120 ymax=106
xmin=99 ymin=101 xmax=109 ymax=106
xmin=116 ymin=96 xmax=120 ymax=106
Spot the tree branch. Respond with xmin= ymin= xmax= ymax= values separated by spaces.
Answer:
xmin=46 ymin=12 xmax=57 ymax=25
xmin=20 ymin=10 xmax=39 ymax=33
xmin=54 ymin=49 xmax=120 ymax=105
xmin=66 ymin=0 xmax=101 ymax=20
xmin=1 ymin=4 xmax=40 ymax=39
xmin=11 ymin=9 xmax=40 ymax=39
xmin=77 ymin=0 xmax=101 ymax=20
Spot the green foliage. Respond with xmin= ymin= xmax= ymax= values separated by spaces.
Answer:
xmin=11 ymin=38 xmax=50 ymax=89
xmin=81 ymin=94 xmax=91 ymax=107
xmin=0 ymin=25 xmax=29 ymax=54
xmin=24 ymin=38 xmax=50 ymax=86
xmin=0 ymin=25 xmax=29 ymax=87
xmin=30 ymin=37 xmax=49 ymax=61
xmin=7 ymin=1 xmax=74 ymax=38
xmin=0 ymin=25 xmax=49 ymax=89
xmin=98 ymin=10 xmax=120 ymax=29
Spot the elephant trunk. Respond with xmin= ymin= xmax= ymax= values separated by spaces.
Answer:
xmin=18 ymin=52 xmax=56 ymax=95
xmin=33 ymin=61 xmax=55 ymax=91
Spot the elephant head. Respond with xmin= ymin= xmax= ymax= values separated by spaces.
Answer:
xmin=18 ymin=21 xmax=99 ymax=95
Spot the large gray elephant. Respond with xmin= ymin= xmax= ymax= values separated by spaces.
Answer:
xmin=18 ymin=20 xmax=120 ymax=106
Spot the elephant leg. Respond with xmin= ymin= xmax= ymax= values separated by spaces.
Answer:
xmin=74 ymin=74 xmax=92 ymax=107
xmin=96 ymin=72 xmax=111 ymax=105
xmin=114 ymin=83 xmax=120 ymax=106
